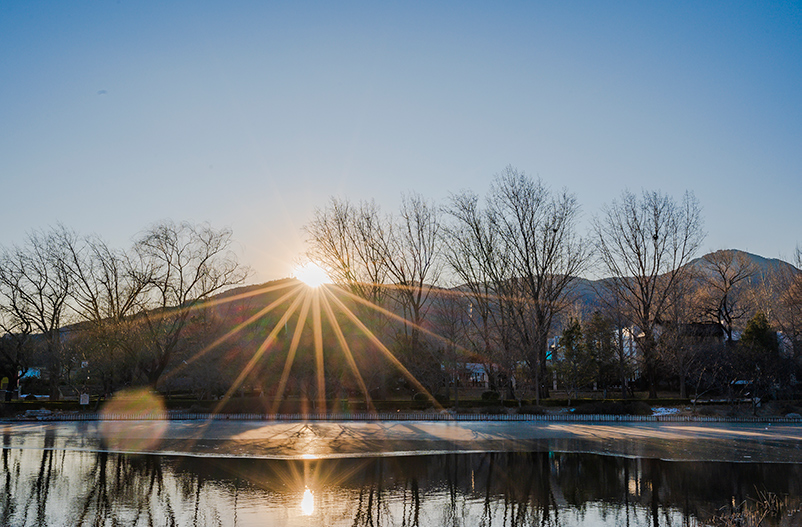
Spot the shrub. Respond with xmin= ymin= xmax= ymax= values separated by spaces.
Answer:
xmin=573 ymin=401 xmax=652 ymax=415
xmin=517 ymin=405 xmax=547 ymax=415
xmin=481 ymin=391 xmax=500 ymax=401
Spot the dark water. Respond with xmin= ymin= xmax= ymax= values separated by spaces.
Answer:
xmin=2 ymin=445 xmax=802 ymax=526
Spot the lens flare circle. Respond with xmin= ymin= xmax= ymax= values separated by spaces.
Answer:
xmin=99 ymin=388 xmax=168 ymax=452
xmin=293 ymin=262 xmax=331 ymax=288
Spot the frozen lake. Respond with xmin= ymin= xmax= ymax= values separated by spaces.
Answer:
xmin=3 ymin=419 xmax=802 ymax=462
xmin=2 ymin=420 xmax=802 ymax=526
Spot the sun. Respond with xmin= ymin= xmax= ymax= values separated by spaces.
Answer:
xmin=293 ymin=262 xmax=332 ymax=288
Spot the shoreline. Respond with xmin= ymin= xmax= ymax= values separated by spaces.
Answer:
xmin=3 ymin=409 xmax=802 ymax=424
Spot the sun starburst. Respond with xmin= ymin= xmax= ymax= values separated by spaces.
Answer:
xmin=293 ymin=262 xmax=332 ymax=288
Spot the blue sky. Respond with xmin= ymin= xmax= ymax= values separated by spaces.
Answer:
xmin=1 ymin=1 xmax=800 ymax=281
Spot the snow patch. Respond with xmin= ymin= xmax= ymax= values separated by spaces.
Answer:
xmin=652 ymin=407 xmax=680 ymax=416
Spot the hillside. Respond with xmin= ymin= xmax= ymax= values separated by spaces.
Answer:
xmin=567 ymin=249 xmax=800 ymax=316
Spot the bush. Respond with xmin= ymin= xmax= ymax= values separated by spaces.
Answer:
xmin=517 ymin=405 xmax=547 ymax=415
xmin=481 ymin=391 xmax=500 ymax=401
xmin=413 ymin=393 xmax=430 ymax=402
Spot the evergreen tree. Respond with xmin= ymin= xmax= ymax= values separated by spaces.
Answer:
xmin=556 ymin=319 xmax=594 ymax=404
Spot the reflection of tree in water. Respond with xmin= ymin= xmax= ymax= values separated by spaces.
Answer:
xmin=1 ymin=448 xmax=801 ymax=526
xmin=73 ymin=452 xmax=174 ymax=525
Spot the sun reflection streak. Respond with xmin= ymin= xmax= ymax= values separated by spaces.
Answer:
xmin=322 ymin=287 xmax=441 ymax=409
xmin=300 ymin=487 xmax=314 ymax=515
xmin=320 ymin=292 xmax=375 ymax=412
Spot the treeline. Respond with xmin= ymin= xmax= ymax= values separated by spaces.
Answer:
xmin=1 ymin=166 xmax=801 ymax=405
xmin=305 ymin=166 xmax=802 ymax=403
xmin=0 ymin=221 xmax=247 ymax=400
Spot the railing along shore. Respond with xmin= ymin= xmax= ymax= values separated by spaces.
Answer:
xmin=7 ymin=411 xmax=802 ymax=423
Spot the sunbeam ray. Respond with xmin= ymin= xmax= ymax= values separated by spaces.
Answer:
xmin=133 ymin=279 xmax=299 ymax=329
xmin=321 ymin=287 xmax=442 ymax=409
xmin=212 ymin=289 xmax=306 ymax=415
xmin=312 ymin=292 xmax=326 ymax=414
xmin=271 ymin=291 xmax=312 ymax=415
xmin=372 ymin=280 xmax=524 ymax=306
xmin=319 ymin=292 xmax=375 ymax=413
xmin=196 ymin=279 xmax=299 ymax=309
xmin=162 ymin=284 xmax=305 ymax=381
xmin=330 ymin=285 xmax=476 ymax=361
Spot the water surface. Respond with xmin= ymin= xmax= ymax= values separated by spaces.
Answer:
xmin=2 ymin=420 xmax=801 ymax=526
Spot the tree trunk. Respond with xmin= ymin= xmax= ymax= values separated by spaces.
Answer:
xmin=619 ymin=328 xmax=627 ymax=399
xmin=48 ymin=375 xmax=60 ymax=401
xmin=647 ymin=362 xmax=658 ymax=399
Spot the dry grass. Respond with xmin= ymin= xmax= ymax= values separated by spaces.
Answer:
xmin=708 ymin=490 xmax=802 ymax=526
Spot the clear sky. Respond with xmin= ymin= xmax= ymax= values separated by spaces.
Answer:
xmin=1 ymin=1 xmax=800 ymax=282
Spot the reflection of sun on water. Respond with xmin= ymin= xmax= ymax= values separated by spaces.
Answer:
xmin=301 ymin=487 xmax=314 ymax=515
xmin=293 ymin=262 xmax=331 ymax=288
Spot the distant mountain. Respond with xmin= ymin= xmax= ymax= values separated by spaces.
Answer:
xmin=684 ymin=249 xmax=799 ymax=283
xmin=567 ymin=249 xmax=800 ymax=317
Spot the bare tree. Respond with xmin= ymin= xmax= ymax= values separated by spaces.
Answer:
xmin=442 ymin=190 xmax=519 ymax=399
xmin=658 ymin=270 xmax=704 ymax=398
xmin=305 ymin=198 xmax=389 ymax=306
xmin=305 ymin=195 xmax=444 ymax=398
xmin=593 ymin=190 xmax=705 ymax=398
xmin=345 ymin=193 xmax=444 ymax=398
xmin=304 ymin=198 xmax=397 ymax=398
xmin=60 ymin=232 xmax=154 ymax=393
xmin=132 ymin=221 xmax=248 ymax=386
xmin=64 ymin=234 xmax=153 ymax=325
xmin=774 ymin=246 xmax=802 ymax=364
xmin=382 ymin=194 xmax=443 ymax=349
xmin=0 ymin=227 xmax=74 ymax=400
xmin=593 ymin=288 xmax=638 ymax=399
xmin=429 ymin=289 xmax=471 ymax=407
xmin=0 ymin=311 xmax=33 ymax=400
xmin=489 ymin=167 xmax=587 ymax=401
xmin=696 ymin=250 xmax=757 ymax=344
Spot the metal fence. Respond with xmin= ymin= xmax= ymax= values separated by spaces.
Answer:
xmin=14 ymin=411 xmax=802 ymax=423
